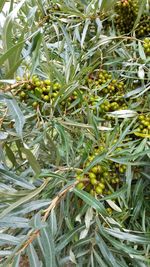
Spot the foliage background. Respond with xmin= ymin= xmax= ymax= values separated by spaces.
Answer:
xmin=0 ymin=0 xmax=150 ymax=266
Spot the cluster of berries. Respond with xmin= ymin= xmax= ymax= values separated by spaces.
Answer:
xmin=114 ymin=0 xmax=150 ymax=38
xmin=18 ymin=76 xmax=61 ymax=108
xmin=143 ymin=38 xmax=150 ymax=56
xmin=136 ymin=15 xmax=150 ymax=38
xmin=87 ymin=70 xmax=127 ymax=113
xmin=76 ymin=146 xmax=126 ymax=196
xmin=114 ymin=0 xmax=139 ymax=34
xmin=17 ymin=75 xmax=85 ymax=114
xmin=135 ymin=114 xmax=150 ymax=136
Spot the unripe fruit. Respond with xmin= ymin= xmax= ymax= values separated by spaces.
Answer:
xmin=90 ymin=178 xmax=97 ymax=185
xmin=91 ymin=166 xmax=98 ymax=174
xmin=46 ymin=86 xmax=51 ymax=91
xmin=44 ymin=79 xmax=51 ymax=85
xmin=35 ymin=81 xmax=41 ymax=87
xmin=52 ymin=92 xmax=58 ymax=97
xmin=53 ymin=83 xmax=60 ymax=90
xmin=106 ymin=208 xmax=113 ymax=214
xmin=32 ymin=101 xmax=38 ymax=108
xmin=119 ymin=167 xmax=125 ymax=173
xmin=89 ymin=172 xmax=96 ymax=179
xmin=88 ymin=156 xmax=94 ymax=162
xmin=98 ymin=182 xmax=105 ymax=189
xmin=43 ymin=95 xmax=49 ymax=101
xmin=103 ymin=172 xmax=109 ymax=178
xmin=95 ymin=186 xmax=103 ymax=194
xmin=20 ymin=91 xmax=26 ymax=98
xmin=26 ymin=84 xmax=32 ymax=90
xmin=135 ymin=114 xmax=150 ymax=137
xmin=42 ymin=87 xmax=47 ymax=93
xmin=90 ymin=189 xmax=95 ymax=196
xmin=139 ymin=115 xmax=144 ymax=120
xmin=143 ymin=38 xmax=150 ymax=56
xmin=32 ymin=75 xmax=37 ymax=81
xmin=115 ymin=178 xmax=120 ymax=183
xmin=35 ymin=87 xmax=42 ymax=93
xmin=77 ymin=182 xmax=84 ymax=190
xmin=76 ymin=175 xmax=83 ymax=181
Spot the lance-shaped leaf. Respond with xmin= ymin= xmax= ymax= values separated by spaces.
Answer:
xmin=5 ymin=97 xmax=25 ymax=138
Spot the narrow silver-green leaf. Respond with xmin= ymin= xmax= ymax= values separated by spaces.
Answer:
xmin=73 ymin=188 xmax=107 ymax=216
xmin=27 ymin=244 xmax=43 ymax=267
xmin=39 ymin=227 xmax=56 ymax=267
xmin=5 ymin=98 xmax=25 ymax=137
xmin=0 ymin=180 xmax=48 ymax=219
xmin=21 ymin=147 xmax=41 ymax=175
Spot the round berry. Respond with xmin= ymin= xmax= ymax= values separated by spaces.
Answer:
xmin=43 ymin=95 xmax=49 ymax=101
xmin=20 ymin=91 xmax=26 ymax=98
xmin=89 ymin=172 xmax=96 ymax=180
xmin=90 ymin=178 xmax=97 ymax=185
xmin=95 ymin=186 xmax=103 ymax=194
xmin=77 ymin=182 xmax=84 ymax=190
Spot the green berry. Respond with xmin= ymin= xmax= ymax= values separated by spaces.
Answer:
xmin=76 ymin=175 xmax=83 ymax=181
xmin=91 ymin=166 xmax=98 ymax=174
xmin=103 ymin=172 xmax=109 ymax=178
xmin=95 ymin=186 xmax=103 ymax=194
xmin=16 ymin=76 xmax=21 ymax=81
xmin=106 ymin=208 xmax=113 ymax=214
xmin=139 ymin=115 xmax=144 ymax=120
xmin=32 ymin=101 xmax=38 ymax=108
xmin=42 ymin=87 xmax=47 ymax=93
xmin=89 ymin=172 xmax=96 ymax=180
xmin=43 ymin=95 xmax=49 ymax=101
xmin=115 ymin=178 xmax=120 ymax=183
xmin=20 ymin=91 xmax=26 ymax=98
xmin=90 ymin=189 xmax=95 ymax=196
xmin=35 ymin=81 xmax=41 ymax=87
xmin=77 ymin=182 xmax=84 ymax=190
xmin=26 ymin=84 xmax=32 ymax=90
xmin=98 ymin=182 xmax=105 ymax=189
xmin=44 ymin=79 xmax=51 ymax=85
xmin=90 ymin=178 xmax=97 ymax=185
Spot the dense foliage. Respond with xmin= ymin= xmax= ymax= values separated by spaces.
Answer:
xmin=0 ymin=0 xmax=150 ymax=266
